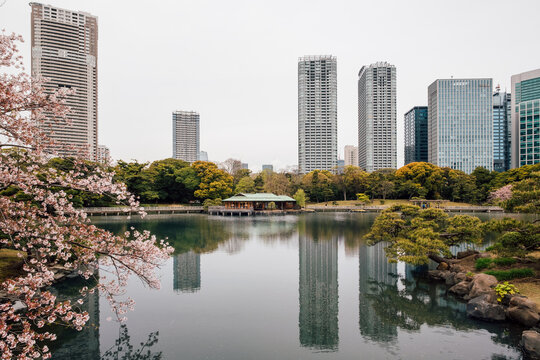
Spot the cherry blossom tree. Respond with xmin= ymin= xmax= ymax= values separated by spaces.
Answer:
xmin=0 ymin=32 xmax=173 ymax=359
xmin=488 ymin=184 xmax=513 ymax=203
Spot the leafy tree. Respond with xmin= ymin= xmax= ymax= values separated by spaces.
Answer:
xmin=394 ymin=162 xmax=443 ymax=199
xmin=302 ymin=170 xmax=336 ymax=203
xmin=253 ymin=173 xmax=265 ymax=192
xmin=365 ymin=205 xmax=483 ymax=265
xmin=483 ymin=218 xmax=540 ymax=256
xmin=356 ymin=193 xmax=370 ymax=204
xmin=293 ymin=189 xmax=307 ymax=208
xmin=235 ymin=176 xmax=255 ymax=193
xmin=503 ymin=172 xmax=540 ymax=213
xmin=192 ymin=161 xmax=233 ymax=200
xmin=342 ymin=166 xmax=369 ymax=199
xmin=471 ymin=166 xmax=497 ymax=203
xmin=264 ymin=172 xmax=291 ymax=195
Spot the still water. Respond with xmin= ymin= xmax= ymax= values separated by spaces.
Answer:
xmin=52 ymin=213 xmax=530 ymax=360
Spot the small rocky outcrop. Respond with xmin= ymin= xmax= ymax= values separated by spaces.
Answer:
xmin=466 ymin=293 xmax=506 ymax=321
xmin=523 ymin=330 xmax=540 ymax=360
xmin=508 ymin=296 xmax=540 ymax=327
xmin=465 ymin=274 xmax=498 ymax=300
xmin=449 ymin=281 xmax=471 ymax=297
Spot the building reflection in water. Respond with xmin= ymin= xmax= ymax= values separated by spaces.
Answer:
xmin=51 ymin=287 xmax=100 ymax=359
xmin=173 ymin=251 xmax=201 ymax=293
xmin=359 ymin=242 xmax=398 ymax=343
xmin=298 ymin=236 xmax=339 ymax=351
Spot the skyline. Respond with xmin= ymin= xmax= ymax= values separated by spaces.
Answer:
xmin=1 ymin=0 xmax=539 ymax=171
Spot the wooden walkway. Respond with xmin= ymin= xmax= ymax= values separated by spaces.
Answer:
xmin=84 ymin=206 xmax=204 ymax=216
xmin=306 ymin=205 xmax=504 ymax=213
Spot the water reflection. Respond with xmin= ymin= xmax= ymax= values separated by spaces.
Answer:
xmin=49 ymin=279 xmax=100 ymax=359
xmin=359 ymin=242 xmax=398 ymax=343
xmin=298 ymin=236 xmax=339 ymax=351
xmin=173 ymin=251 xmax=201 ymax=293
xmin=101 ymin=324 xmax=162 ymax=360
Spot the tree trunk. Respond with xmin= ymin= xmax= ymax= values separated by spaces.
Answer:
xmin=428 ymin=253 xmax=458 ymax=265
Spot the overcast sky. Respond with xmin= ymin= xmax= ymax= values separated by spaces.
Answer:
xmin=1 ymin=0 xmax=539 ymax=171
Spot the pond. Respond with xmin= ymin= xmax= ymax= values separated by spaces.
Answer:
xmin=51 ymin=213 xmax=535 ymax=359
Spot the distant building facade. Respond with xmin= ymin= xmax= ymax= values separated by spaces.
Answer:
xmin=30 ymin=3 xmax=98 ymax=160
xmin=344 ymin=145 xmax=358 ymax=167
xmin=262 ymin=164 xmax=273 ymax=172
xmin=241 ymin=163 xmax=249 ymax=169
xmin=404 ymin=106 xmax=428 ymax=165
xmin=96 ymin=145 xmax=110 ymax=164
xmin=298 ymin=55 xmax=338 ymax=174
xmin=172 ymin=111 xmax=200 ymax=163
xmin=198 ymin=150 xmax=208 ymax=161
xmin=493 ymin=89 xmax=512 ymax=172
xmin=358 ymin=62 xmax=397 ymax=172
xmin=511 ymin=68 xmax=540 ymax=168
xmin=428 ymin=78 xmax=493 ymax=173
xmin=337 ymin=159 xmax=345 ymax=174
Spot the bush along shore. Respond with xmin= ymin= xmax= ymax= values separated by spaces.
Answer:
xmin=427 ymin=251 xmax=540 ymax=359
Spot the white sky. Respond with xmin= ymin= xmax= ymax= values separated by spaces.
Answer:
xmin=1 ymin=0 xmax=539 ymax=171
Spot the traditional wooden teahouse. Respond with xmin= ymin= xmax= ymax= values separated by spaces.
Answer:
xmin=222 ymin=193 xmax=296 ymax=211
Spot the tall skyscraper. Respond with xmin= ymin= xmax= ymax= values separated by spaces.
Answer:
xmin=511 ymin=68 xmax=540 ymax=168
xmin=358 ymin=62 xmax=397 ymax=172
xmin=344 ymin=145 xmax=358 ymax=167
xmin=198 ymin=150 xmax=208 ymax=161
xmin=172 ymin=111 xmax=200 ymax=163
xmin=30 ymin=3 xmax=98 ymax=160
xmin=493 ymin=89 xmax=512 ymax=172
xmin=404 ymin=106 xmax=428 ymax=165
xmin=428 ymin=78 xmax=493 ymax=174
xmin=298 ymin=55 xmax=338 ymax=174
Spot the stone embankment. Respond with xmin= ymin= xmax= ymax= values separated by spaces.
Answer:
xmin=428 ymin=253 xmax=540 ymax=359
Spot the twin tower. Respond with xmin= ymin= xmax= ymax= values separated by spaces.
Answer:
xmin=298 ymin=56 xmax=397 ymax=174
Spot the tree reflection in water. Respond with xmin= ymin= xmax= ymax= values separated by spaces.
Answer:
xmin=359 ymin=242 xmax=523 ymax=353
xmin=101 ymin=324 xmax=162 ymax=360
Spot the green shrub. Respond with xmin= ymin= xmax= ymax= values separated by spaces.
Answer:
xmin=475 ymin=258 xmax=493 ymax=270
xmin=493 ymin=257 xmax=517 ymax=267
xmin=484 ymin=268 xmax=534 ymax=281
xmin=379 ymin=200 xmax=386 ymax=205
xmin=267 ymin=201 xmax=276 ymax=210
xmin=494 ymin=282 xmax=519 ymax=302
xmin=466 ymin=271 xmax=475 ymax=277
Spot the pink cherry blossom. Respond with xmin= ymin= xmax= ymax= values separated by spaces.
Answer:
xmin=0 ymin=32 xmax=173 ymax=359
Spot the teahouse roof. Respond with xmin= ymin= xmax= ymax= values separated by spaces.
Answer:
xmin=223 ymin=193 xmax=296 ymax=202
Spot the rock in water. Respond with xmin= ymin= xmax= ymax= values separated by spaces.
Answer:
xmin=467 ymin=294 xmax=506 ymax=321
xmin=466 ymin=274 xmax=498 ymax=300
xmin=508 ymin=296 xmax=540 ymax=327
xmin=449 ymin=281 xmax=471 ymax=297
xmin=523 ymin=330 xmax=540 ymax=359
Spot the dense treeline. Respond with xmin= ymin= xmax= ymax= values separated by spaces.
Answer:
xmin=11 ymin=156 xmax=536 ymax=211
xmin=108 ymin=158 xmax=540 ymax=212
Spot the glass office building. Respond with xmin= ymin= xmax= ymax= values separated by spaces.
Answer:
xmin=511 ymin=69 xmax=540 ymax=168
xmin=492 ymin=90 xmax=511 ymax=172
xmin=404 ymin=106 xmax=428 ymax=165
xmin=427 ymin=79 xmax=493 ymax=174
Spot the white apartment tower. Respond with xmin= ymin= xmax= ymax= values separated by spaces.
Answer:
xmin=358 ymin=62 xmax=397 ymax=172
xmin=344 ymin=145 xmax=358 ymax=167
xmin=173 ymin=111 xmax=200 ymax=163
xmin=30 ymin=3 xmax=98 ymax=160
xmin=298 ymin=55 xmax=338 ymax=174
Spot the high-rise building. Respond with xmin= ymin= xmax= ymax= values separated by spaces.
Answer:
xmin=344 ymin=145 xmax=358 ymax=167
xmin=30 ymin=3 xmax=98 ymax=160
xmin=298 ymin=55 xmax=338 ymax=174
xmin=198 ymin=150 xmax=208 ymax=161
xmin=404 ymin=106 xmax=428 ymax=165
xmin=262 ymin=164 xmax=273 ymax=172
xmin=241 ymin=163 xmax=249 ymax=170
xmin=358 ymin=62 xmax=397 ymax=172
xmin=96 ymin=145 xmax=110 ymax=164
xmin=493 ymin=89 xmax=512 ymax=172
xmin=428 ymin=78 xmax=493 ymax=174
xmin=511 ymin=68 xmax=540 ymax=168
xmin=172 ymin=111 xmax=200 ymax=163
